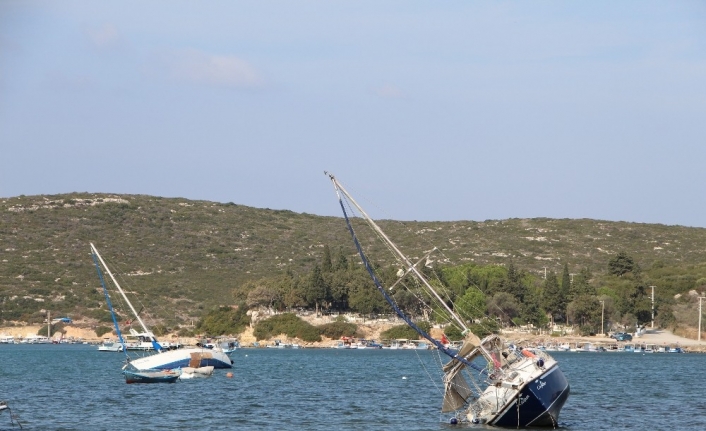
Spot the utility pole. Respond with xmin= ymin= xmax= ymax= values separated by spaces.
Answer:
xmin=650 ymin=286 xmax=655 ymax=329
xmin=699 ymin=296 xmax=706 ymax=342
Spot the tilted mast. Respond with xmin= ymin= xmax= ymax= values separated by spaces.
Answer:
xmin=326 ymin=172 xmax=478 ymax=366
xmin=90 ymin=243 xmax=162 ymax=351
xmin=326 ymin=172 xmax=469 ymax=333
xmin=91 ymin=250 xmax=128 ymax=354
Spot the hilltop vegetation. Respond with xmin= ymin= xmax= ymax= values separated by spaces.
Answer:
xmin=2 ymin=193 xmax=706 ymax=337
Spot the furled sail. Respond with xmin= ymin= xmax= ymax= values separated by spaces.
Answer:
xmin=442 ymin=369 xmax=474 ymax=412
xmin=441 ymin=332 xmax=483 ymax=412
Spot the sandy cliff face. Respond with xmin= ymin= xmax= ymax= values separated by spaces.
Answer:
xmin=0 ymin=325 xmax=98 ymax=340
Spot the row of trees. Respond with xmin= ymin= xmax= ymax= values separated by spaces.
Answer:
xmin=443 ymin=251 xmax=658 ymax=335
xmin=236 ymin=245 xmax=390 ymax=316
xmin=230 ymin=244 xmax=661 ymax=336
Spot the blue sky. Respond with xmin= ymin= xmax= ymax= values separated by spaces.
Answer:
xmin=1 ymin=1 xmax=705 ymax=227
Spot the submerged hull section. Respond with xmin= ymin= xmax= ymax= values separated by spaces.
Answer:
xmin=129 ymin=348 xmax=233 ymax=370
xmin=491 ymin=365 xmax=570 ymax=428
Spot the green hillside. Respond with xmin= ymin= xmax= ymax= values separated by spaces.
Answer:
xmin=2 ymin=192 xmax=706 ymax=328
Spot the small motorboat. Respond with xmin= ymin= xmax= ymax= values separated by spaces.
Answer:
xmin=123 ymin=368 xmax=181 ymax=384
xmin=180 ymin=366 xmax=215 ymax=379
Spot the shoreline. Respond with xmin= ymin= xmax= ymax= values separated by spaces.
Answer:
xmin=3 ymin=324 xmax=706 ymax=353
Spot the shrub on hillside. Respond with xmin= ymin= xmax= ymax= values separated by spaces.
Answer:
xmin=38 ymin=323 xmax=65 ymax=337
xmin=442 ymin=325 xmax=464 ymax=341
xmin=196 ymin=305 xmax=250 ymax=336
xmin=177 ymin=327 xmax=195 ymax=337
xmin=85 ymin=309 xmax=118 ymax=323
xmin=151 ymin=324 xmax=168 ymax=337
xmin=95 ymin=326 xmax=113 ymax=337
xmin=578 ymin=324 xmax=598 ymax=336
xmin=467 ymin=318 xmax=499 ymax=338
xmin=318 ymin=321 xmax=358 ymax=339
xmin=381 ymin=321 xmax=432 ymax=340
xmin=297 ymin=325 xmax=322 ymax=343
xmin=253 ymin=313 xmax=322 ymax=342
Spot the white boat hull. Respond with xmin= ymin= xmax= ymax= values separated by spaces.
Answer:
xmin=128 ymin=348 xmax=232 ymax=370
xmin=97 ymin=344 xmax=123 ymax=352
xmin=180 ymin=365 xmax=215 ymax=379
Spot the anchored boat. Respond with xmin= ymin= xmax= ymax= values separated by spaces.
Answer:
xmin=325 ymin=173 xmax=570 ymax=427
xmin=124 ymin=368 xmax=181 ymax=384
xmin=90 ymin=243 xmax=233 ymax=380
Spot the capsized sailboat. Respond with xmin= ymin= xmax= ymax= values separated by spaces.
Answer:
xmin=90 ymin=243 xmax=233 ymax=374
xmin=325 ymin=173 xmax=569 ymax=428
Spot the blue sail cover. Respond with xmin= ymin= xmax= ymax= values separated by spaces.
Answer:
xmin=92 ymin=252 xmax=128 ymax=354
xmin=92 ymin=252 xmax=163 ymax=353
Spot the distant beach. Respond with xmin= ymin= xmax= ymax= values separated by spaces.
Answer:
xmin=3 ymin=321 xmax=705 ymax=352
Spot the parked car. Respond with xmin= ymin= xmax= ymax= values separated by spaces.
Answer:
xmin=614 ymin=333 xmax=633 ymax=341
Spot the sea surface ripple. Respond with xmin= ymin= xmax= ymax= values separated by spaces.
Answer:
xmin=1 ymin=345 xmax=704 ymax=430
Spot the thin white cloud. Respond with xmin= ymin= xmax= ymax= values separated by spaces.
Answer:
xmin=375 ymin=84 xmax=405 ymax=99
xmin=44 ymin=70 xmax=95 ymax=91
xmin=163 ymin=49 xmax=264 ymax=89
xmin=84 ymin=23 xmax=120 ymax=49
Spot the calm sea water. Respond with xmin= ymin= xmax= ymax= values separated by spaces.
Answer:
xmin=1 ymin=345 xmax=705 ymax=430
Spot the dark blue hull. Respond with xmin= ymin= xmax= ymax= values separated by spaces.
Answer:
xmin=123 ymin=369 xmax=180 ymax=384
xmin=491 ymin=365 xmax=570 ymax=428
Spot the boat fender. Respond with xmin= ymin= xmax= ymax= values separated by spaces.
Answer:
xmin=521 ymin=349 xmax=536 ymax=358
xmin=536 ymin=358 xmax=545 ymax=368
xmin=449 ymin=417 xmax=459 ymax=425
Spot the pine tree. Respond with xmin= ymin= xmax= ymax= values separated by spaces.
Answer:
xmin=321 ymin=245 xmax=332 ymax=272
xmin=503 ymin=262 xmax=526 ymax=302
xmin=333 ymin=246 xmax=348 ymax=271
xmin=570 ymin=267 xmax=595 ymax=298
xmin=305 ymin=265 xmax=328 ymax=316
xmin=561 ymin=263 xmax=572 ymax=302
xmin=609 ymin=252 xmax=637 ymax=277
xmin=542 ymin=271 xmax=565 ymax=323
xmin=521 ymin=287 xmax=549 ymax=329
